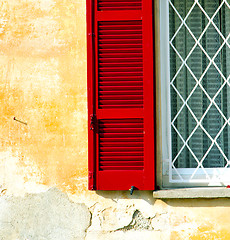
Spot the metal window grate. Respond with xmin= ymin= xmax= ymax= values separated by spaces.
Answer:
xmin=169 ymin=0 xmax=230 ymax=183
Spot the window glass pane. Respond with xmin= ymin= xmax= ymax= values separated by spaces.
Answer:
xmin=170 ymin=0 xmax=230 ymax=170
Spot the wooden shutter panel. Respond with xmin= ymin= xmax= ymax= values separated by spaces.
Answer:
xmin=87 ymin=0 xmax=155 ymax=190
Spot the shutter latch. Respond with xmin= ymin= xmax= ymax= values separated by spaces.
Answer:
xmin=90 ymin=114 xmax=95 ymax=130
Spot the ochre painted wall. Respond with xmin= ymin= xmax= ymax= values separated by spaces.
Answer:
xmin=1 ymin=1 xmax=230 ymax=239
xmin=0 ymin=0 xmax=88 ymax=193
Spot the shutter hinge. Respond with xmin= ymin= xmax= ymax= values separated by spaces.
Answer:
xmin=89 ymin=171 xmax=94 ymax=179
xmin=89 ymin=171 xmax=95 ymax=190
xmin=88 ymin=33 xmax=95 ymax=37
xmin=90 ymin=114 xmax=96 ymax=131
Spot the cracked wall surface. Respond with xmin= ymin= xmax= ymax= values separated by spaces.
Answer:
xmin=0 ymin=188 xmax=91 ymax=240
xmin=1 ymin=0 xmax=230 ymax=239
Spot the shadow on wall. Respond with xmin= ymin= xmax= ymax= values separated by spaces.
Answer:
xmin=95 ymin=190 xmax=230 ymax=208
xmin=165 ymin=198 xmax=230 ymax=208
xmin=96 ymin=190 xmax=156 ymax=205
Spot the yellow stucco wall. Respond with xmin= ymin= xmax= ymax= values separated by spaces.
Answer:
xmin=0 ymin=0 xmax=88 ymax=193
xmin=1 ymin=1 xmax=230 ymax=239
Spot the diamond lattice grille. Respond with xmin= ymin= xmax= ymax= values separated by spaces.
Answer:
xmin=169 ymin=0 xmax=230 ymax=182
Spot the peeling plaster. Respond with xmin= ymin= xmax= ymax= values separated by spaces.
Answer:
xmin=0 ymin=188 xmax=91 ymax=240
xmin=116 ymin=210 xmax=153 ymax=232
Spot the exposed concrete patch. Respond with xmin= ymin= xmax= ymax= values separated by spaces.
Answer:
xmin=0 ymin=188 xmax=91 ymax=240
xmin=102 ymin=205 xmax=136 ymax=231
xmin=116 ymin=210 xmax=153 ymax=231
xmin=86 ymin=196 xmax=162 ymax=232
xmin=88 ymin=203 xmax=136 ymax=232
xmin=87 ymin=199 xmax=170 ymax=237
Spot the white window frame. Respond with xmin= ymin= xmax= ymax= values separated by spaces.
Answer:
xmin=160 ymin=0 xmax=230 ymax=188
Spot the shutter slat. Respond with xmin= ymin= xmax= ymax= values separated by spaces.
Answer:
xmin=99 ymin=7 xmax=141 ymax=11
xmin=99 ymin=86 xmax=143 ymax=90
xmin=100 ymin=128 xmax=143 ymax=133
xmin=100 ymin=166 xmax=143 ymax=170
xmin=99 ymin=84 xmax=143 ymax=88
xmin=100 ymin=133 xmax=143 ymax=138
xmin=99 ymin=122 xmax=143 ymax=127
xmin=99 ymin=2 xmax=141 ymax=6
xmin=99 ymin=63 xmax=142 ymax=67
xmin=100 ymin=59 xmax=142 ymax=63
xmin=100 ymin=156 xmax=143 ymax=160
xmin=99 ymin=100 xmax=143 ymax=106
xmin=99 ymin=21 xmax=141 ymax=25
xmin=99 ymin=67 xmax=143 ymax=71
xmin=100 ymin=161 xmax=144 ymax=166
xmin=100 ymin=152 xmax=143 ymax=156
xmin=99 ymin=40 xmax=142 ymax=44
xmin=98 ymin=0 xmax=141 ymax=2
xmin=99 ymin=54 xmax=142 ymax=59
xmin=100 ymin=26 xmax=142 ymax=30
xmin=101 ymin=147 xmax=144 ymax=151
xmin=100 ymin=49 xmax=142 ymax=53
xmin=99 ymin=81 xmax=143 ymax=86
xmin=100 ymin=137 xmax=143 ymax=142
xmin=101 ymin=142 xmax=143 ymax=147
xmin=99 ymin=0 xmax=141 ymax=2
xmin=99 ymin=72 xmax=143 ymax=76
xmin=99 ymin=34 xmax=142 ymax=39
xmin=99 ymin=90 xmax=143 ymax=95
xmin=98 ymin=0 xmax=142 ymax=11
xmin=99 ymin=29 xmax=142 ymax=34
xmin=99 ymin=76 xmax=143 ymax=80
xmin=99 ymin=105 xmax=143 ymax=108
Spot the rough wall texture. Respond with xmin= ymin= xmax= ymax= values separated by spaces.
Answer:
xmin=0 ymin=188 xmax=91 ymax=240
xmin=0 ymin=0 xmax=87 ymax=194
xmin=1 ymin=0 xmax=230 ymax=239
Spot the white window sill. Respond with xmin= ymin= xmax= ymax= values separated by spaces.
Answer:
xmin=153 ymin=187 xmax=230 ymax=199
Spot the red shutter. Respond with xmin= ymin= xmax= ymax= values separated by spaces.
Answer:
xmin=87 ymin=0 xmax=155 ymax=190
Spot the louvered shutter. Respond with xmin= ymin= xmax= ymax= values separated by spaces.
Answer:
xmin=87 ymin=0 xmax=155 ymax=190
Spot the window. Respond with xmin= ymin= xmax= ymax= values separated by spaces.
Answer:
xmin=87 ymin=0 xmax=229 ymax=191
xmin=161 ymin=0 xmax=230 ymax=187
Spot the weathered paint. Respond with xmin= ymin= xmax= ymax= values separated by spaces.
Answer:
xmin=0 ymin=0 xmax=87 ymax=194
xmin=0 ymin=188 xmax=91 ymax=240
xmin=1 ymin=0 xmax=230 ymax=239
